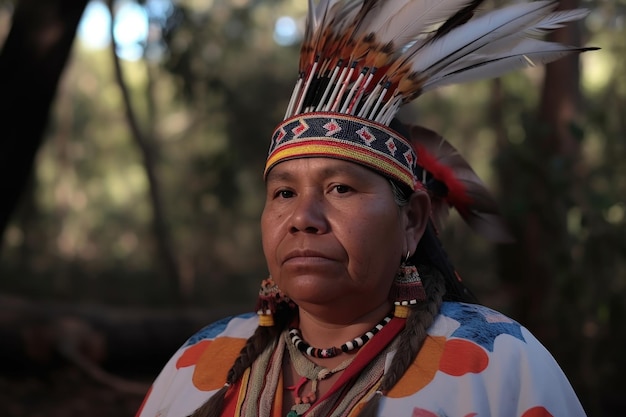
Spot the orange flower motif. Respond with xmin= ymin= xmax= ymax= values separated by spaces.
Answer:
xmin=175 ymin=337 xmax=247 ymax=391
xmin=388 ymin=336 xmax=489 ymax=398
xmin=388 ymin=336 xmax=445 ymax=398
xmin=411 ymin=408 xmax=439 ymax=417
xmin=176 ymin=340 xmax=212 ymax=369
xmin=521 ymin=406 xmax=554 ymax=417
xmin=439 ymin=339 xmax=489 ymax=376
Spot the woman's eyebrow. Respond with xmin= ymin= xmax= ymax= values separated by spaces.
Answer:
xmin=266 ymin=161 xmax=366 ymax=183
xmin=265 ymin=170 xmax=294 ymax=183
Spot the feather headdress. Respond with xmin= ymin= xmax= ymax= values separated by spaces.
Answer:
xmin=283 ymin=0 xmax=593 ymax=121
xmin=265 ymin=0 xmax=595 ymax=241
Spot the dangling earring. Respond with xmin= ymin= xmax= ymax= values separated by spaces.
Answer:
xmin=389 ymin=252 xmax=426 ymax=318
xmin=256 ymin=277 xmax=291 ymax=326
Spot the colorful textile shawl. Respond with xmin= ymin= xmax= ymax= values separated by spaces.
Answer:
xmin=135 ymin=302 xmax=588 ymax=417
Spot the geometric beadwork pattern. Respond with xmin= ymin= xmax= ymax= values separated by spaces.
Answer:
xmin=266 ymin=112 xmax=418 ymax=190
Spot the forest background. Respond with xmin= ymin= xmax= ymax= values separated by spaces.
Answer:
xmin=0 ymin=0 xmax=624 ymax=416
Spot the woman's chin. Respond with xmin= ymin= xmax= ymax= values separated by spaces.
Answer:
xmin=281 ymin=277 xmax=345 ymax=307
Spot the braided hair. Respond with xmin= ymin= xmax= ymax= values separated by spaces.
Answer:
xmin=356 ymin=263 xmax=446 ymax=417
xmin=189 ymin=304 xmax=296 ymax=417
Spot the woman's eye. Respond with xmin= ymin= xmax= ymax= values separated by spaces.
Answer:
xmin=277 ymin=190 xmax=294 ymax=198
xmin=333 ymin=184 xmax=352 ymax=194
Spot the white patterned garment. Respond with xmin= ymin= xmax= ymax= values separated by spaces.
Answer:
xmin=136 ymin=302 xmax=587 ymax=417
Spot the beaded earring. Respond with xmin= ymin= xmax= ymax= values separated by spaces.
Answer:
xmin=256 ymin=277 xmax=291 ymax=326
xmin=389 ymin=252 xmax=426 ymax=318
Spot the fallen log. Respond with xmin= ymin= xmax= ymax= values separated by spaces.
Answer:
xmin=0 ymin=294 xmax=250 ymax=394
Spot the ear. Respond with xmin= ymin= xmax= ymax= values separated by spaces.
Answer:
xmin=402 ymin=190 xmax=431 ymax=255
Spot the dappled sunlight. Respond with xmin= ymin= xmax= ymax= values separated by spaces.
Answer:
xmin=0 ymin=1 xmax=624 ymax=415
xmin=582 ymin=48 xmax=613 ymax=92
xmin=605 ymin=203 xmax=625 ymax=225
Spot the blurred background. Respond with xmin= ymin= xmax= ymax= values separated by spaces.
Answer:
xmin=0 ymin=0 xmax=624 ymax=416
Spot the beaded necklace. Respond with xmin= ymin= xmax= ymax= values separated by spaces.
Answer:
xmin=288 ymin=314 xmax=393 ymax=358
xmin=284 ymin=334 xmax=354 ymax=417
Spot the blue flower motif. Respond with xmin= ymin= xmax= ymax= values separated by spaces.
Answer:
xmin=184 ymin=313 xmax=255 ymax=346
xmin=441 ymin=302 xmax=525 ymax=351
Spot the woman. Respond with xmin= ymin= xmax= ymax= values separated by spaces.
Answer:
xmin=137 ymin=1 xmax=593 ymax=416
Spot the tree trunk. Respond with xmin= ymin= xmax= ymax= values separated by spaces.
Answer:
xmin=107 ymin=0 xmax=184 ymax=304
xmin=0 ymin=0 xmax=88 ymax=249
xmin=495 ymin=0 xmax=585 ymax=340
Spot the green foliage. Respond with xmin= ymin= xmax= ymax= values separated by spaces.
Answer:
xmin=0 ymin=0 xmax=625 ymax=414
xmin=0 ymin=0 xmax=302 ymax=308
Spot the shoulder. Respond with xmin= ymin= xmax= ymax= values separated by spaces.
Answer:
xmin=169 ymin=312 xmax=258 ymax=381
xmin=428 ymin=302 xmax=554 ymax=372
xmin=388 ymin=302 xmax=526 ymax=399
xmin=426 ymin=302 xmax=549 ymax=381
xmin=431 ymin=301 xmax=526 ymax=349
xmin=382 ymin=302 xmax=586 ymax=417
xmin=184 ymin=312 xmax=258 ymax=346
xmin=136 ymin=313 xmax=258 ymax=417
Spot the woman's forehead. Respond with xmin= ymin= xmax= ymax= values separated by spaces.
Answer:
xmin=266 ymin=157 xmax=384 ymax=181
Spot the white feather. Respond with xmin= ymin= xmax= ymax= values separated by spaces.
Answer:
xmin=295 ymin=0 xmax=593 ymax=125
xmin=307 ymin=0 xmax=352 ymax=42
xmin=524 ymin=8 xmax=590 ymax=36
xmin=407 ymin=1 xmax=557 ymax=76
xmin=422 ymin=40 xmax=582 ymax=91
xmin=326 ymin=0 xmax=361 ymax=37
xmin=429 ymin=7 xmax=590 ymax=72
xmin=355 ymin=0 xmax=474 ymax=45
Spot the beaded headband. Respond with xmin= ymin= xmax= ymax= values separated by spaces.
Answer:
xmin=266 ymin=112 xmax=418 ymax=190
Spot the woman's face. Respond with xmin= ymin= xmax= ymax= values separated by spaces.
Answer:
xmin=261 ymin=157 xmax=428 ymax=319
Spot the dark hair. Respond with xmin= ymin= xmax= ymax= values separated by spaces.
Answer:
xmin=389 ymin=174 xmax=478 ymax=304
xmin=415 ymin=222 xmax=479 ymax=303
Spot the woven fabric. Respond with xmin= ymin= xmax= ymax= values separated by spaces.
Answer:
xmin=239 ymin=335 xmax=283 ymax=417
xmin=265 ymin=112 xmax=418 ymax=190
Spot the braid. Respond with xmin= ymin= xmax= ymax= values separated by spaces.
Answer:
xmin=356 ymin=265 xmax=446 ymax=417
xmin=189 ymin=306 xmax=296 ymax=417
xmin=415 ymin=222 xmax=479 ymax=304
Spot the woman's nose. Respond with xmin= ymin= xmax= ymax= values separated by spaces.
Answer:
xmin=289 ymin=192 xmax=328 ymax=234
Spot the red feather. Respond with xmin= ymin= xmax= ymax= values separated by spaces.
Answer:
xmin=406 ymin=124 xmax=514 ymax=243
